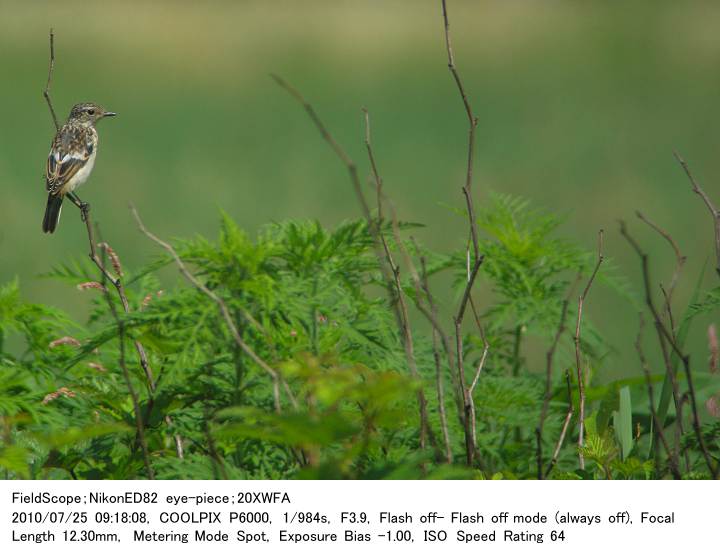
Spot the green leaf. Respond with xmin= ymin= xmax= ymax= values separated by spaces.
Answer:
xmin=613 ymin=386 xmax=633 ymax=460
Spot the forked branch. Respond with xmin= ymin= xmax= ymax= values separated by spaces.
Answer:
xmin=537 ymin=274 xmax=580 ymax=479
xmin=635 ymin=210 xmax=686 ymax=322
xmin=273 ymin=78 xmax=433 ymax=461
xmin=441 ymin=0 xmax=480 ymax=263
xmin=674 ymin=151 xmax=720 ymax=278
xmin=635 ymin=313 xmax=681 ymax=479
xmin=43 ymin=29 xmax=60 ymax=132
xmin=78 ymin=203 xmax=156 ymax=391
xmin=620 ymin=220 xmax=718 ymax=478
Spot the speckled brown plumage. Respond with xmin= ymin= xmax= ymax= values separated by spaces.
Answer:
xmin=42 ymin=102 xmax=116 ymax=234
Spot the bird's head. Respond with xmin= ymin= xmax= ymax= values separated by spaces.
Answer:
xmin=68 ymin=102 xmax=116 ymax=126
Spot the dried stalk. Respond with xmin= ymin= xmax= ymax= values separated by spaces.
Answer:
xmin=381 ymin=238 xmax=432 ymax=456
xmin=536 ymin=275 xmax=580 ymax=479
xmin=545 ymin=371 xmax=574 ymax=478
xmin=636 ymin=210 xmax=686 ymax=325
xmin=96 ymin=227 xmax=154 ymax=479
xmin=43 ymin=29 xmax=60 ymax=132
xmin=440 ymin=0 xmax=488 ymax=467
xmin=635 ymin=313 xmax=681 ymax=479
xmin=80 ymin=204 xmax=156 ymax=391
xmin=417 ymin=248 xmax=453 ymax=463
xmin=454 ymin=256 xmax=484 ymax=466
xmin=441 ymin=0 xmax=480 ymax=263
xmin=575 ymin=230 xmax=604 ymax=469
xmin=620 ymin=221 xmax=718 ymax=478
xmin=273 ymin=81 xmax=434 ymax=461
xmin=674 ymin=152 xmax=720 ymax=278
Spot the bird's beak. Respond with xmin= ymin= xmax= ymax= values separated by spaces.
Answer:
xmin=103 ymin=111 xmax=117 ymax=118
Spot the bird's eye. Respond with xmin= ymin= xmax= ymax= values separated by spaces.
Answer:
xmin=87 ymin=109 xmax=95 ymax=115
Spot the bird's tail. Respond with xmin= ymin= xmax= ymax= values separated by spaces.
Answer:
xmin=42 ymin=194 xmax=63 ymax=234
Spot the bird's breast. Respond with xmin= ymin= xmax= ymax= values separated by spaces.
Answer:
xmin=63 ymin=149 xmax=97 ymax=194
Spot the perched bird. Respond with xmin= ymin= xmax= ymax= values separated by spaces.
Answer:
xmin=42 ymin=102 xmax=116 ymax=233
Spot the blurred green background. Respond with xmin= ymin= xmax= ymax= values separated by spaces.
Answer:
xmin=1 ymin=0 xmax=719 ymax=375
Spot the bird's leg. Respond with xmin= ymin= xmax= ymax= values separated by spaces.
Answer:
xmin=67 ymin=192 xmax=90 ymax=221
xmin=66 ymin=192 xmax=82 ymax=208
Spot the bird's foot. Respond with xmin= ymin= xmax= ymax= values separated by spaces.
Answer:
xmin=79 ymin=202 xmax=90 ymax=221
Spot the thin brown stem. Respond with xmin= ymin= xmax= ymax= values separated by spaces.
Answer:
xmin=537 ymin=275 xmax=580 ymax=478
xmin=382 ymin=238 xmax=432 ymax=458
xmin=620 ymin=220 xmax=718 ymax=478
xmin=575 ymin=230 xmax=604 ymax=469
xmin=635 ymin=313 xmax=681 ymax=479
xmin=636 ymin=210 xmax=686 ymax=322
xmin=659 ymin=284 xmax=677 ymax=337
xmin=363 ymin=109 xmax=436 ymax=460
xmin=620 ymin=219 xmax=685 ymax=456
xmin=80 ymin=204 xmax=156 ymax=391
xmin=275 ymin=81 xmax=437 ymax=461
xmin=96 ymin=228 xmax=154 ymax=479
xmin=362 ymin=107 xmax=384 ymax=223
xmin=43 ymin=29 xmax=60 ymax=132
xmin=271 ymin=74 xmax=372 ymax=223
xmin=417 ymin=249 xmax=453 ymax=464
xmin=674 ymin=151 xmax=720 ymax=278
xmin=452 ymin=254 xmax=485 ymax=467
xmin=412 ymin=257 xmax=465 ymax=434
xmin=545 ymin=371 xmax=574 ymax=477
xmin=441 ymin=0 xmax=480 ymax=263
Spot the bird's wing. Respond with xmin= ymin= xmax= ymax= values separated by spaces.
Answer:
xmin=46 ymin=126 xmax=94 ymax=194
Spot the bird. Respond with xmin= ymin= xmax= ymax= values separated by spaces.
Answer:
xmin=42 ymin=102 xmax=116 ymax=233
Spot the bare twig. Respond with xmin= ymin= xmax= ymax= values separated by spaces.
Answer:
xmin=384 ymin=208 xmax=438 ymax=457
xmin=80 ymin=204 xmax=156 ymax=391
xmin=537 ymin=275 xmax=580 ymax=478
xmin=619 ymin=219 xmax=685 ymax=458
xmin=545 ymin=371 xmax=574 ymax=477
xmin=440 ymin=0 xmax=489 ymax=467
xmin=96 ymin=227 xmax=154 ymax=479
xmin=620 ymin=220 xmax=718 ymax=478
xmin=674 ymin=151 xmax=720 ymax=278
xmin=130 ymin=205 xmax=296 ymax=413
xmin=659 ymin=284 xmax=677 ymax=337
xmin=363 ymin=111 xmax=437 ymax=459
xmin=453 ymin=256 xmax=485 ymax=465
xmin=271 ymin=74 xmax=373 ymax=224
xmin=636 ymin=210 xmax=686 ymax=323
xmin=468 ymin=336 xmax=489 ymax=395
xmin=275 ymin=84 xmax=434 ymax=461
xmin=441 ymin=0 xmax=480 ymax=263
xmin=411 ymin=253 xmax=466 ymax=436
xmin=465 ymin=293 xmax=490 ymax=452
xmin=362 ymin=107 xmax=384 ymax=223
xmin=417 ymin=248 xmax=453 ymax=463
xmin=575 ymin=230 xmax=604 ymax=469
xmin=43 ymin=29 xmax=59 ymax=132
xmin=635 ymin=313 xmax=681 ymax=479
xmin=381 ymin=238 xmax=432 ymax=457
